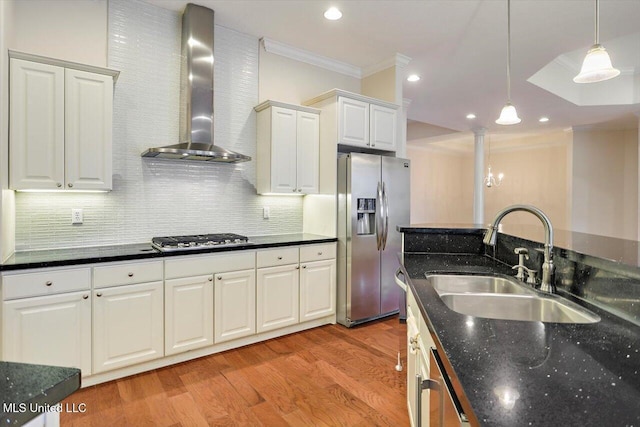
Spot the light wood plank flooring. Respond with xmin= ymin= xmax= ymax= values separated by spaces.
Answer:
xmin=61 ymin=316 xmax=409 ymax=426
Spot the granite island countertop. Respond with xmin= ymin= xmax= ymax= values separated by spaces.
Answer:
xmin=0 ymin=233 xmax=337 ymax=271
xmin=1 ymin=361 xmax=80 ymax=426
xmin=399 ymin=252 xmax=640 ymax=426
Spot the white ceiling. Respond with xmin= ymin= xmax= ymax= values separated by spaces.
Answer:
xmin=144 ymin=0 xmax=640 ymax=138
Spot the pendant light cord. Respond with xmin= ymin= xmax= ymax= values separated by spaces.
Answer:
xmin=594 ymin=0 xmax=600 ymax=44
xmin=506 ymin=0 xmax=512 ymax=102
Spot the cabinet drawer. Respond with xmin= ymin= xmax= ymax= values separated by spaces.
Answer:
xmin=300 ymin=243 xmax=336 ymax=263
xmin=257 ymin=247 xmax=299 ymax=268
xmin=3 ymin=267 xmax=91 ymax=300
xmin=164 ymin=251 xmax=256 ymax=279
xmin=93 ymin=260 xmax=163 ymax=288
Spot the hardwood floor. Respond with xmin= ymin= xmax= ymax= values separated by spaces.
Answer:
xmin=61 ymin=316 xmax=409 ymax=426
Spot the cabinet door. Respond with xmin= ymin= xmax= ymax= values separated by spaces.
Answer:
xmin=93 ymin=281 xmax=163 ymax=373
xmin=3 ymin=291 xmax=91 ymax=375
xmin=9 ymin=59 xmax=65 ymax=190
xmin=165 ymin=275 xmax=214 ymax=356
xmin=296 ymin=111 xmax=320 ymax=194
xmin=338 ymin=97 xmax=369 ymax=148
xmin=299 ymin=259 xmax=336 ymax=322
xmin=214 ymin=269 xmax=256 ymax=343
xmin=257 ymin=264 xmax=299 ymax=333
xmin=65 ymin=69 xmax=113 ymax=191
xmin=270 ymin=106 xmax=298 ymax=193
xmin=370 ymin=104 xmax=397 ymax=151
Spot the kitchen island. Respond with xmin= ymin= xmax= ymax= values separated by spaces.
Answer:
xmin=399 ymin=225 xmax=640 ymax=426
xmin=1 ymin=361 xmax=80 ymax=426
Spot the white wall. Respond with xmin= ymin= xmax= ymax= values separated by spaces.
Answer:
xmin=572 ymin=127 xmax=638 ymax=240
xmin=407 ymin=145 xmax=473 ymax=224
xmin=11 ymin=0 xmax=108 ymax=67
xmin=258 ymin=49 xmax=360 ymax=105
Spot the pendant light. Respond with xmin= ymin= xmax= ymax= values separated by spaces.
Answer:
xmin=496 ymin=0 xmax=521 ymax=125
xmin=574 ymin=0 xmax=620 ymax=83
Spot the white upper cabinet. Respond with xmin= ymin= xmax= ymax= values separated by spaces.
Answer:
xmin=255 ymin=101 xmax=320 ymax=195
xmin=9 ymin=52 xmax=118 ymax=191
xmin=305 ymin=89 xmax=399 ymax=152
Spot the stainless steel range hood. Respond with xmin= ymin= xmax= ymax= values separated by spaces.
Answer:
xmin=141 ymin=3 xmax=250 ymax=163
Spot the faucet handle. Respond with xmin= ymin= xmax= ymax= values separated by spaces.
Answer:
xmin=523 ymin=267 xmax=537 ymax=285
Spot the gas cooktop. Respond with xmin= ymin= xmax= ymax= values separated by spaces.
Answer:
xmin=151 ymin=233 xmax=250 ymax=252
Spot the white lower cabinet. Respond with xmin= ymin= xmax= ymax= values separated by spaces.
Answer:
xmin=407 ymin=289 xmax=432 ymax=427
xmin=257 ymin=264 xmax=299 ymax=333
xmin=214 ymin=269 xmax=256 ymax=343
xmin=3 ymin=291 xmax=92 ymax=375
xmin=299 ymin=259 xmax=336 ymax=322
xmin=165 ymin=274 xmax=214 ymax=356
xmin=92 ymin=281 xmax=164 ymax=373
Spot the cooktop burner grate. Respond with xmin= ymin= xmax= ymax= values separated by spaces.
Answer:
xmin=151 ymin=233 xmax=250 ymax=251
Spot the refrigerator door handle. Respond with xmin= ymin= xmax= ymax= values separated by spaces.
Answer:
xmin=376 ymin=181 xmax=383 ymax=250
xmin=382 ymin=182 xmax=389 ymax=250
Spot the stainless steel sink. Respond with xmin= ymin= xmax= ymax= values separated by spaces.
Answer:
xmin=427 ymin=274 xmax=533 ymax=295
xmin=438 ymin=293 xmax=601 ymax=324
xmin=426 ymin=274 xmax=600 ymax=324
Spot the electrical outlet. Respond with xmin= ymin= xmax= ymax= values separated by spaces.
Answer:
xmin=72 ymin=209 xmax=83 ymax=225
xmin=263 ymin=207 xmax=270 ymax=219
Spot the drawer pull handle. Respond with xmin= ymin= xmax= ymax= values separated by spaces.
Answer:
xmin=96 ymin=292 xmax=103 ymax=297
xmin=277 ymin=256 xmax=283 ymax=260
xmin=128 ymin=272 xmax=134 ymax=277
xmin=45 ymin=281 xmax=53 ymax=287
xmin=82 ymin=294 xmax=89 ymax=300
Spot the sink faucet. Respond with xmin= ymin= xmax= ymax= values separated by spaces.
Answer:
xmin=483 ymin=205 xmax=556 ymax=293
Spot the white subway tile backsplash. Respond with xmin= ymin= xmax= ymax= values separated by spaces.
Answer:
xmin=14 ymin=0 xmax=302 ymax=250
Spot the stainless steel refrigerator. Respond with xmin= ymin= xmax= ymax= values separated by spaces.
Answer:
xmin=337 ymin=152 xmax=410 ymax=327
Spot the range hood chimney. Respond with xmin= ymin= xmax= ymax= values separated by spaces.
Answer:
xmin=141 ymin=3 xmax=251 ymax=163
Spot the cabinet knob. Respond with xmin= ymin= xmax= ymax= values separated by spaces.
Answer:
xmin=277 ymin=256 xmax=283 ymax=260
xmin=217 ymin=276 xmax=222 ymax=280
xmin=128 ymin=272 xmax=134 ymax=277
xmin=56 ymin=183 xmax=62 ymax=188
xmin=296 ymin=265 xmax=300 ymax=270
xmin=208 ymin=277 xmax=213 ymax=282
xmin=302 ymin=265 xmax=307 ymax=269
xmin=371 ymin=143 xmax=376 ymax=147
xmin=96 ymin=292 xmax=103 ymax=297
xmin=82 ymin=294 xmax=89 ymax=300
xmin=45 ymin=281 xmax=53 ymax=286
xmin=318 ymin=251 xmax=323 ymax=255
xmin=292 ymin=189 xmax=297 ymax=192
xmin=68 ymin=183 xmax=73 ymax=188
xmin=297 ymin=189 xmax=302 ymax=193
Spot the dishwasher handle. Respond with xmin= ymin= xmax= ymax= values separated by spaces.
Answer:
xmin=394 ymin=268 xmax=407 ymax=292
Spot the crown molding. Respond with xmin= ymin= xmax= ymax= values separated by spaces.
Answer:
xmin=261 ymin=38 xmax=362 ymax=78
xmin=362 ymin=53 xmax=412 ymax=78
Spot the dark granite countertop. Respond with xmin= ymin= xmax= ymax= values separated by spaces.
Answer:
xmin=0 ymin=234 xmax=337 ymax=271
xmin=1 ymin=361 xmax=80 ymax=426
xmin=400 ymin=252 xmax=640 ymax=426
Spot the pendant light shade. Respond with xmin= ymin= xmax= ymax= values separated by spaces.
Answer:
xmin=573 ymin=44 xmax=620 ymax=83
xmin=573 ymin=0 xmax=620 ymax=84
xmin=496 ymin=102 xmax=521 ymax=125
xmin=496 ymin=0 xmax=520 ymax=126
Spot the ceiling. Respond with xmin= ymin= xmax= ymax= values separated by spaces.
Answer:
xmin=144 ymin=0 xmax=640 ymax=139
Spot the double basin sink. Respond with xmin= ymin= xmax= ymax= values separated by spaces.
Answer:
xmin=427 ymin=274 xmax=600 ymax=324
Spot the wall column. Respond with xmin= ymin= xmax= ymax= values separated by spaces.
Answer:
xmin=473 ymin=128 xmax=486 ymax=225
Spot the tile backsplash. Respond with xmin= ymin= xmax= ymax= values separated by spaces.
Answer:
xmin=14 ymin=0 xmax=302 ymax=251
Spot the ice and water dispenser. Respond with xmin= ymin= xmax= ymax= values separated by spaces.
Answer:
xmin=356 ymin=198 xmax=376 ymax=235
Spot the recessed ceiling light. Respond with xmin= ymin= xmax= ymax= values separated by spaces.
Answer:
xmin=466 ymin=113 xmax=476 ymax=119
xmin=407 ymin=74 xmax=421 ymax=82
xmin=324 ymin=7 xmax=342 ymax=20
xmin=539 ymin=117 xmax=549 ymax=123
